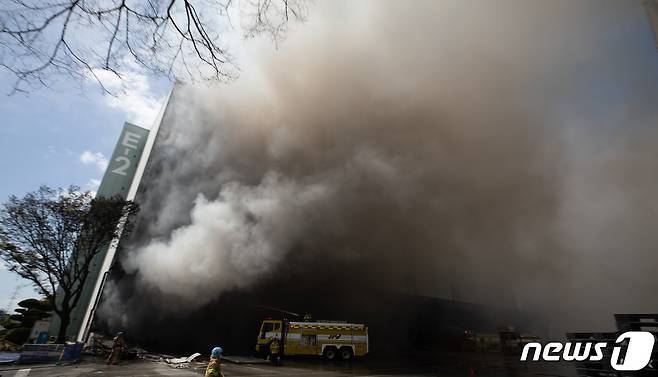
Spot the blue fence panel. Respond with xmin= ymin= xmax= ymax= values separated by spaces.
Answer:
xmin=18 ymin=343 xmax=82 ymax=364
xmin=0 ymin=352 xmax=21 ymax=364
xmin=19 ymin=344 xmax=65 ymax=364
xmin=61 ymin=342 xmax=83 ymax=361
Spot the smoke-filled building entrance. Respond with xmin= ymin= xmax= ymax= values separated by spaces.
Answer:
xmin=86 ymin=0 xmax=658 ymax=356
xmin=90 ymin=81 xmax=547 ymax=354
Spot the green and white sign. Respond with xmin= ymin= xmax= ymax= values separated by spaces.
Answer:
xmin=49 ymin=123 xmax=149 ymax=340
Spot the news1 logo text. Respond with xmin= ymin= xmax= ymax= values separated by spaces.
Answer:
xmin=520 ymin=331 xmax=655 ymax=371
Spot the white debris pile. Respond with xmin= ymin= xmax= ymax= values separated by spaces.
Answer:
xmin=164 ymin=352 xmax=202 ymax=369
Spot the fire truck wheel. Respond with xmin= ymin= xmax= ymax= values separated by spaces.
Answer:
xmin=323 ymin=346 xmax=338 ymax=361
xmin=339 ymin=347 xmax=353 ymax=361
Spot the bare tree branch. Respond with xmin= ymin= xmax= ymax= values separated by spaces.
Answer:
xmin=0 ymin=0 xmax=308 ymax=93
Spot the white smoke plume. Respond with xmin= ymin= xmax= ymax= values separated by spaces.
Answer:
xmin=127 ymin=174 xmax=330 ymax=302
xmin=110 ymin=0 xmax=658 ymax=336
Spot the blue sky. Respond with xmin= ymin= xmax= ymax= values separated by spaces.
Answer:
xmin=0 ymin=0 xmax=241 ymax=312
xmin=0 ymin=68 xmax=170 ymax=311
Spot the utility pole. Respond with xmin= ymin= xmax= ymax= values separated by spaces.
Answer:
xmin=3 ymin=284 xmax=29 ymax=313
xmin=645 ymin=0 xmax=658 ymax=49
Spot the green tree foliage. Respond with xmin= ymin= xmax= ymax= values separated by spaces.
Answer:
xmin=13 ymin=299 xmax=53 ymax=327
xmin=0 ymin=309 xmax=9 ymax=337
xmin=0 ymin=298 xmax=53 ymax=345
xmin=3 ymin=327 xmax=30 ymax=345
xmin=0 ymin=186 xmax=138 ymax=343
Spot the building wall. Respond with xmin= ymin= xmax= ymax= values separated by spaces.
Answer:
xmin=49 ymin=123 xmax=149 ymax=340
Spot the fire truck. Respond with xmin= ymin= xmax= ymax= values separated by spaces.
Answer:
xmin=255 ymin=319 xmax=369 ymax=361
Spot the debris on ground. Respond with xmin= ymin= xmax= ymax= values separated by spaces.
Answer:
xmin=0 ymin=339 xmax=20 ymax=352
xmin=166 ymin=352 xmax=201 ymax=364
xmin=81 ymin=342 xmax=212 ymax=372
xmin=83 ymin=334 xmax=111 ymax=356
xmin=165 ymin=352 xmax=202 ymax=368
xmin=83 ymin=332 xmax=150 ymax=362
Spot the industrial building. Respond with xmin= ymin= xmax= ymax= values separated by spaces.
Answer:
xmin=60 ymin=87 xmax=540 ymax=355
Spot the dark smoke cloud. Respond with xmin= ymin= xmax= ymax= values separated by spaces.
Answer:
xmin=101 ymin=0 xmax=658 ymax=338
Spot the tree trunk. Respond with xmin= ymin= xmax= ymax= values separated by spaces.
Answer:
xmin=56 ymin=313 xmax=70 ymax=344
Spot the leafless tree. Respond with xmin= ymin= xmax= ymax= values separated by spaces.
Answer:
xmin=0 ymin=186 xmax=138 ymax=343
xmin=0 ymin=0 xmax=307 ymax=93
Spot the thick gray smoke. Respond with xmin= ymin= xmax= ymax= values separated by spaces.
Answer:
xmin=109 ymin=0 xmax=658 ymax=336
xmin=129 ymin=174 xmax=330 ymax=298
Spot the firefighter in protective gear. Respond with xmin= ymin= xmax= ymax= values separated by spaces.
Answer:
xmin=106 ymin=332 xmax=125 ymax=365
xmin=205 ymin=346 xmax=224 ymax=377
xmin=269 ymin=339 xmax=281 ymax=366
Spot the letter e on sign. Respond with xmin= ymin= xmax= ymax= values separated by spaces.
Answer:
xmin=122 ymin=131 xmax=141 ymax=149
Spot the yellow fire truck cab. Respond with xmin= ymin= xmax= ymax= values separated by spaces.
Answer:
xmin=255 ymin=319 xmax=369 ymax=361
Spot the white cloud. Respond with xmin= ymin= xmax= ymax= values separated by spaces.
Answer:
xmin=88 ymin=178 xmax=101 ymax=188
xmin=80 ymin=150 xmax=108 ymax=171
xmin=91 ymin=68 xmax=163 ymax=128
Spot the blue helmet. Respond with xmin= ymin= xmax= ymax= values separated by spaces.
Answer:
xmin=116 ymin=332 xmax=124 ymax=337
xmin=211 ymin=346 xmax=223 ymax=358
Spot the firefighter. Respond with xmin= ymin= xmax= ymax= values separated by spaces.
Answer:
xmin=269 ymin=339 xmax=281 ymax=366
xmin=205 ymin=346 xmax=224 ymax=377
xmin=106 ymin=332 xmax=125 ymax=365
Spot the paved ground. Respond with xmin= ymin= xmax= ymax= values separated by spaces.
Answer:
xmin=0 ymin=354 xmax=577 ymax=377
